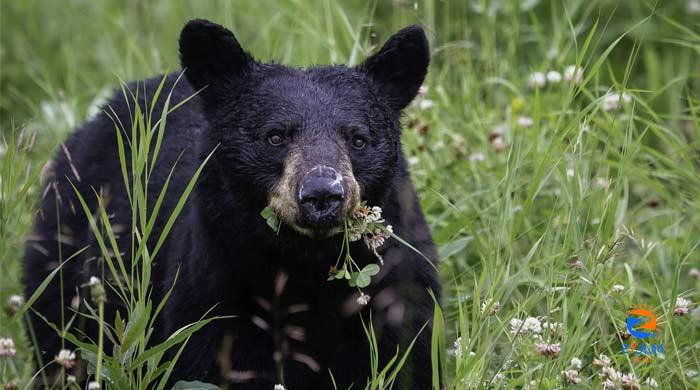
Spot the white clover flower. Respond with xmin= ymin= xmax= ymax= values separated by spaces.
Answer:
xmin=419 ymin=99 xmax=434 ymax=110
xmin=274 ymin=385 xmax=286 ymax=390
xmin=612 ymin=284 xmax=625 ymax=293
xmin=88 ymin=382 xmax=101 ymax=390
xmin=562 ymin=369 xmax=582 ymax=384
xmin=522 ymin=316 xmax=542 ymax=334
xmin=686 ymin=370 xmax=698 ymax=378
xmin=0 ymin=337 xmax=16 ymax=357
xmin=528 ymin=72 xmax=547 ymax=88
xmin=602 ymin=92 xmax=632 ymax=112
xmin=367 ymin=206 xmax=383 ymax=224
xmin=8 ymin=294 xmax=24 ymax=308
xmin=89 ymin=276 xmax=101 ymax=286
xmin=468 ymin=152 xmax=486 ymax=163
xmin=490 ymin=135 xmax=507 ymax=152
xmin=509 ymin=318 xmax=523 ymax=335
xmin=546 ymin=70 xmax=562 ymax=83
xmin=674 ymin=297 xmax=691 ymax=316
xmin=688 ymin=0 xmax=700 ymax=14
xmin=407 ymin=156 xmax=420 ymax=166
xmin=356 ymin=293 xmax=371 ymax=306
xmin=66 ymin=375 xmax=77 ymax=384
xmin=644 ymin=377 xmax=658 ymax=388
xmin=601 ymin=366 xmax=623 ymax=384
xmin=621 ymin=372 xmax=639 ymax=389
xmin=570 ymin=357 xmax=583 ymax=369
xmin=690 ymin=268 xmax=700 ymax=279
xmin=55 ymin=349 xmax=76 ymax=369
xmin=593 ymin=354 xmax=612 ymax=367
xmin=516 ymin=116 xmax=534 ymax=128
xmin=348 ymin=227 xmax=363 ymax=242
xmin=364 ymin=228 xmax=389 ymax=251
xmin=564 ymin=65 xmax=584 ymax=84
xmin=535 ymin=341 xmax=560 ymax=357
xmin=418 ymin=85 xmax=429 ymax=96
xmin=6 ymin=294 xmax=24 ymax=315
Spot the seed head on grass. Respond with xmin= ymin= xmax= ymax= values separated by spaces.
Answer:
xmin=480 ymin=299 xmax=500 ymax=316
xmin=89 ymin=275 xmax=106 ymax=304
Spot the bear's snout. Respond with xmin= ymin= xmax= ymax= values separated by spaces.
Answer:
xmin=298 ymin=165 xmax=345 ymax=227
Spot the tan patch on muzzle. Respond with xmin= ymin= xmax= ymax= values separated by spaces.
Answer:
xmin=268 ymin=149 xmax=303 ymax=228
xmin=267 ymin=149 xmax=361 ymax=235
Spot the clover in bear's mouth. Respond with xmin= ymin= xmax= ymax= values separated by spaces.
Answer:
xmin=261 ymin=201 xmax=393 ymax=295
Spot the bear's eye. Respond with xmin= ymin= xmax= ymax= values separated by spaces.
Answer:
xmin=351 ymin=137 xmax=367 ymax=150
xmin=268 ymin=134 xmax=284 ymax=146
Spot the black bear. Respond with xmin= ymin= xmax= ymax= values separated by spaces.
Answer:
xmin=23 ymin=19 xmax=440 ymax=389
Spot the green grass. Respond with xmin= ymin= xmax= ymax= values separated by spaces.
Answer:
xmin=1 ymin=0 xmax=699 ymax=388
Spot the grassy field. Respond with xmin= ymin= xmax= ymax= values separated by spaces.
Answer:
xmin=1 ymin=0 xmax=699 ymax=388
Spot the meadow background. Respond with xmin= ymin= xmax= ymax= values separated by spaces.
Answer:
xmin=1 ymin=0 xmax=699 ymax=388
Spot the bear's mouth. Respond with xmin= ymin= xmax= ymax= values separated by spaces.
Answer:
xmin=287 ymin=222 xmax=345 ymax=239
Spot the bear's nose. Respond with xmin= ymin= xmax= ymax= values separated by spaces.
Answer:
xmin=298 ymin=166 xmax=345 ymax=226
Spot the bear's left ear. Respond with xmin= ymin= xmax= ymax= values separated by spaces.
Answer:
xmin=358 ymin=25 xmax=430 ymax=111
xmin=179 ymin=19 xmax=254 ymax=99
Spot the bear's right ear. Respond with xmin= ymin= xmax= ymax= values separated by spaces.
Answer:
xmin=179 ymin=19 xmax=253 ymax=97
xmin=358 ymin=25 xmax=430 ymax=112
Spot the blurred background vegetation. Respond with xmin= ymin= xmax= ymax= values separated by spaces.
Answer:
xmin=1 ymin=0 xmax=699 ymax=388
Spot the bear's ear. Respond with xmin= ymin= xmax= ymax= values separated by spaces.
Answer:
xmin=359 ymin=25 xmax=429 ymax=111
xmin=179 ymin=19 xmax=253 ymax=96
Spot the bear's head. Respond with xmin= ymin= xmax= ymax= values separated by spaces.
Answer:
xmin=180 ymin=19 xmax=428 ymax=237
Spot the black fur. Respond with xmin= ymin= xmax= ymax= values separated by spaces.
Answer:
xmin=23 ymin=20 xmax=440 ymax=389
